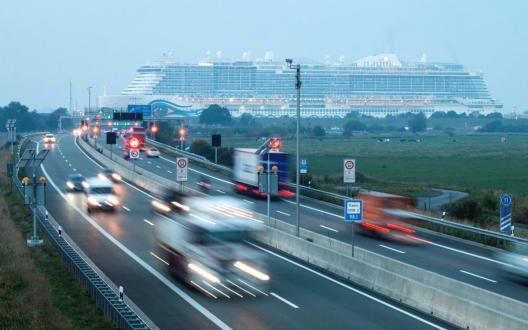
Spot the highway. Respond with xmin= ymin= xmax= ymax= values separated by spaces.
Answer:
xmin=97 ymin=135 xmax=528 ymax=303
xmin=35 ymin=134 xmax=453 ymax=330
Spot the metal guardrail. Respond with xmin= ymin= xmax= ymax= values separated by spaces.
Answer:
xmin=146 ymin=138 xmax=232 ymax=172
xmin=147 ymin=138 xmax=528 ymax=246
xmin=12 ymin=134 xmax=150 ymax=330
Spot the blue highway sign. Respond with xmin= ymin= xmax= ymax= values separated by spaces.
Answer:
xmin=500 ymin=194 xmax=512 ymax=233
xmin=344 ymin=199 xmax=363 ymax=222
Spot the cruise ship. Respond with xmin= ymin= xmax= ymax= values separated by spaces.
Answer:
xmin=99 ymin=53 xmax=502 ymax=118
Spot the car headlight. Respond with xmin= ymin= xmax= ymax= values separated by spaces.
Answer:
xmin=82 ymin=181 xmax=90 ymax=189
xmin=87 ymin=196 xmax=100 ymax=206
xmin=97 ymin=173 xmax=106 ymax=179
xmin=66 ymin=181 xmax=74 ymax=189
xmin=112 ymin=173 xmax=122 ymax=181
xmin=234 ymin=261 xmax=270 ymax=281
xmin=107 ymin=196 xmax=119 ymax=205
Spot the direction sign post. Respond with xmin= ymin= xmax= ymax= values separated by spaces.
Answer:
xmin=344 ymin=199 xmax=363 ymax=257
xmin=176 ymin=157 xmax=188 ymax=191
xmin=500 ymin=194 xmax=513 ymax=235
xmin=129 ymin=148 xmax=139 ymax=172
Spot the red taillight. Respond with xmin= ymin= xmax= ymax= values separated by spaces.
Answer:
xmin=387 ymin=223 xmax=415 ymax=234
xmin=235 ymin=183 xmax=248 ymax=191
xmin=279 ymin=189 xmax=295 ymax=197
xmin=361 ymin=222 xmax=390 ymax=233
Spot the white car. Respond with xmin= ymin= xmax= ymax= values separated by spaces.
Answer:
xmin=43 ymin=134 xmax=56 ymax=144
xmin=85 ymin=177 xmax=119 ymax=213
xmin=145 ymin=147 xmax=160 ymax=157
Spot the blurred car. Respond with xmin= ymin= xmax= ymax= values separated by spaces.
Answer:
xmin=123 ymin=149 xmax=130 ymax=160
xmin=145 ymin=147 xmax=160 ymax=157
xmin=151 ymin=188 xmax=190 ymax=215
xmin=66 ymin=174 xmax=87 ymax=192
xmin=73 ymin=128 xmax=81 ymax=136
xmin=197 ymin=176 xmax=212 ymax=193
xmin=97 ymin=167 xmax=122 ymax=182
xmin=85 ymin=177 xmax=119 ymax=213
xmin=496 ymin=243 xmax=528 ymax=280
xmin=43 ymin=133 xmax=56 ymax=144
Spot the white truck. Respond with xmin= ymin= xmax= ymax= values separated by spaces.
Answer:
xmin=154 ymin=196 xmax=270 ymax=296
xmin=232 ymin=145 xmax=292 ymax=198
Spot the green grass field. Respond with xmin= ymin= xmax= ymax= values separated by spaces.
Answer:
xmin=223 ymin=134 xmax=528 ymax=195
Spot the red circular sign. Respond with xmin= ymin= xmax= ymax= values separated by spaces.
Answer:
xmin=177 ymin=159 xmax=187 ymax=168
xmin=345 ymin=160 xmax=355 ymax=169
xmin=129 ymin=137 xmax=140 ymax=148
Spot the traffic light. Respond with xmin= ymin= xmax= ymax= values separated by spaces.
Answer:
xmin=151 ymin=125 xmax=158 ymax=133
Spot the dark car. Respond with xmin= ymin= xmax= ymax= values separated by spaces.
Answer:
xmin=151 ymin=188 xmax=190 ymax=215
xmin=123 ymin=149 xmax=130 ymax=160
xmin=97 ymin=167 xmax=122 ymax=182
xmin=66 ymin=174 xmax=87 ymax=192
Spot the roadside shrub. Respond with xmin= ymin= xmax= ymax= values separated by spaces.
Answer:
xmin=448 ymin=198 xmax=482 ymax=222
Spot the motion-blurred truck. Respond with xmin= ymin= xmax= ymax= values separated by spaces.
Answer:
xmin=232 ymin=137 xmax=293 ymax=198
xmin=155 ymin=196 xmax=270 ymax=296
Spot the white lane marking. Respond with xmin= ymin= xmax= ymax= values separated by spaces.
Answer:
xmin=284 ymin=199 xmax=341 ymax=219
xmin=147 ymin=161 xmax=151 ymax=164
xmin=409 ymin=236 xmax=511 ymax=267
xmin=144 ymin=219 xmax=154 ymax=226
xmin=73 ymin=168 xmax=77 ymax=172
xmin=379 ymin=245 xmax=405 ymax=254
xmin=156 ymin=165 xmax=161 ymax=169
xmin=270 ymin=292 xmax=299 ymax=309
xmin=191 ymin=281 xmax=217 ymax=299
xmin=203 ymin=281 xmax=230 ymax=298
xmin=243 ymin=199 xmax=255 ymax=204
xmin=226 ymin=280 xmax=255 ymax=297
xmin=216 ymin=189 xmax=226 ymax=194
xmin=276 ymin=211 xmax=291 ymax=217
xmin=160 ymin=155 xmax=234 ymax=185
xmin=68 ymin=163 xmax=72 ymax=167
xmin=150 ymin=251 xmax=169 ymax=266
xmin=167 ymin=170 xmax=173 ymax=174
xmin=248 ymin=242 xmax=447 ymax=330
xmin=218 ymin=282 xmax=243 ymax=298
xmin=460 ymin=270 xmax=497 ymax=283
xmin=122 ymin=206 xmax=131 ymax=211
xmin=320 ymin=225 xmax=339 ymax=233
xmin=74 ymin=138 xmax=158 ymax=200
xmin=237 ymin=278 xmax=268 ymax=296
xmin=41 ymin=149 xmax=232 ymax=330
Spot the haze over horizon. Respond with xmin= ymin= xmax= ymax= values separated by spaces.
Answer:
xmin=1 ymin=0 xmax=526 ymax=113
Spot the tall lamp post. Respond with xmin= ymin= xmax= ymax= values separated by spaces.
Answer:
xmin=286 ymin=59 xmax=302 ymax=236
xmin=87 ymin=86 xmax=92 ymax=118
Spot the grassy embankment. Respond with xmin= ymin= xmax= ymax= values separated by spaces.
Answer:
xmin=0 ymin=141 xmax=115 ymax=329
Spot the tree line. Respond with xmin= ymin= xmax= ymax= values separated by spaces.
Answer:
xmin=0 ymin=101 xmax=69 ymax=132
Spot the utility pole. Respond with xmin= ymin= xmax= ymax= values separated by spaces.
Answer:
xmin=286 ymin=59 xmax=302 ymax=237
xmin=69 ymin=81 xmax=73 ymax=114
xmin=88 ymin=86 xmax=92 ymax=118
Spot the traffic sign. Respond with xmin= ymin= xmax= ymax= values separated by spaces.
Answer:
xmin=130 ymin=149 xmax=139 ymax=159
xmin=300 ymin=159 xmax=308 ymax=174
xmin=344 ymin=199 xmax=363 ymax=222
xmin=129 ymin=137 xmax=140 ymax=149
xmin=500 ymin=193 xmax=512 ymax=233
xmin=176 ymin=157 xmax=188 ymax=182
xmin=343 ymin=159 xmax=356 ymax=183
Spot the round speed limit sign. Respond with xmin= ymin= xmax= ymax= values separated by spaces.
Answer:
xmin=177 ymin=158 xmax=187 ymax=168
xmin=345 ymin=160 xmax=355 ymax=169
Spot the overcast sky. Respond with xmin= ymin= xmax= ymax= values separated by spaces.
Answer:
xmin=1 ymin=0 xmax=526 ymax=112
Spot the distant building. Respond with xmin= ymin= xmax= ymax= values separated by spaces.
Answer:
xmin=99 ymin=53 xmax=501 ymax=118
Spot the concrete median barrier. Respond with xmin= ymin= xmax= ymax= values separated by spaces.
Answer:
xmin=78 ymin=136 xmax=528 ymax=330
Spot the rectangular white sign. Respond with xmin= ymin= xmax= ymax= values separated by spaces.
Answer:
xmin=176 ymin=157 xmax=188 ymax=182
xmin=343 ymin=159 xmax=356 ymax=183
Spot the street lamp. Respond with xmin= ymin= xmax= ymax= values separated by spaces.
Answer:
xmin=87 ymin=86 xmax=92 ymax=117
xmin=286 ymin=58 xmax=302 ymax=237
